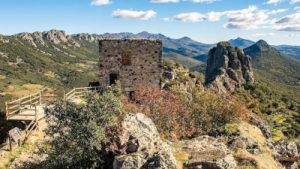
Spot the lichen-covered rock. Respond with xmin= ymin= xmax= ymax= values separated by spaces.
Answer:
xmin=161 ymin=63 xmax=204 ymax=92
xmin=182 ymin=136 xmax=237 ymax=169
xmin=113 ymin=153 xmax=147 ymax=169
xmin=205 ymin=42 xmax=254 ymax=93
xmin=229 ymin=136 xmax=260 ymax=154
xmin=274 ymin=140 xmax=298 ymax=159
xmin=113 ymin=113 xmax=177 ymax=169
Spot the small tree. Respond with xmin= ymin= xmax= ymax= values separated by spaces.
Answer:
xmin=43 ymin=87 xmax=124 ymax=168
xmin=124 ymin=85 xmax=193 ymax=140
xmin=172 ymin=85 xmax=249 ymax=136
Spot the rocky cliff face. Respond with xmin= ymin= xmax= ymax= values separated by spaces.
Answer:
xmin=205 ymin=42 xmax=254 ymax=93
xmin=113 ymin=113 xmax=177 ymax=169
xmin=17 ymin=30 xmax=79 ymax=47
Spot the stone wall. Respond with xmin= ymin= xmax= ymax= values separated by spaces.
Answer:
xmin=99 ymin=39 xmax=162 ymax=92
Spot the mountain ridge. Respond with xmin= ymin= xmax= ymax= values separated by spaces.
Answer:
xmin=11 ymin=29 xmax=300 ymax=61
xmin=244 ymin=40 xmax=300 ymax=101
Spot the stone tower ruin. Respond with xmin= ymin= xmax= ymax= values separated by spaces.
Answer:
xmin=99 ymin=39 xmax=162 ymax=93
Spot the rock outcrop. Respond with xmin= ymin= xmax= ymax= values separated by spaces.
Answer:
xmin=18 ymin=32 xmax=37 ymax=47
xmin=273 ymin=140 xmax=299 ymax=169
xmin=161 ymin=62 xmax=204 ymax=91
xmin=72 ymin=33 xmax=100 ymax=42
xmin=113 ymin=113 xmax=177 ymax=169
xmin=181 ymin=136 xmax=237 ymax=169
xmin=205 ymin=42 xmax=254 ymax=93
xmin=44 ymin=30 xmax=69 ymax=44
xmin=17 ymin=30 xmax=74 ymax=47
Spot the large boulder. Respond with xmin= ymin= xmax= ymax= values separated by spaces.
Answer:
xmin=181 ymin=136 xmax=237 ymax=169
xmin=274 ymin=140 xmax=298 ymax=158
xmin=205 ymin=42 xmax=254 ymax=93
xmin=113 ymin=113 xmax=177 ymax=169
xmin=273 ymin=140 xmax=299 ymax=169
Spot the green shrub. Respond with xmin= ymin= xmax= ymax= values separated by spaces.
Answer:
xmin=42 ymin=87 xmax=125 ymax=168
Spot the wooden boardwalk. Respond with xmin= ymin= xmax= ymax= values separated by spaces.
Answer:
xmin=5 ymin=90 xmax=43 ymax=121
xmin=4 ymin=86 xmax=99 ymax=147
xmin=5 ymin=87 xmax=99 ymax=122
xmin=7 ymin=105 xmax=45 ymax=121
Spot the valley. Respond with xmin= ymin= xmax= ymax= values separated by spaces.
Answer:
xmin=0 ymin=30 xmax=299 ymax=168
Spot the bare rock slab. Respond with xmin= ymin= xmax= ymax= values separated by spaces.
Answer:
xmin=113 ymin=113 xmax=177 ymax=169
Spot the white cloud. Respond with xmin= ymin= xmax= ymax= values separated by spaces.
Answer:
xmin=269 ymin=13 xmax=300 ymax=31
xmin=266 ymin=0 xmax=284 ymax=4
xmin=279 ymin=26 xmax=300 ymax=31
xmin=91 ymin=0 xmax=111 ymax=6
xmin=288 ymin=33 xmax=300 ymax=37
xmin=151 ymin=0 xmax=219 ymax=3
xmin=187 ymin=0 xmax=218 ymax=3
xmin=253 ymin=32 xmax=275 ymax=36
xmin=171 ymin=6 xmax=292 ymax=30
xmin=174 ymin=12 xmax=207 ymax=22
xmin=150 ymin=0 xmax=179 ymax=3
xmin=267 ymin=9 xmax=288 ymax=15
xmin=290 ymin=0 xmax=300 ymax=4
xmin=294 ymin=6 xmax=300 ymax=11
xmin=266 ymin=0 xmax=300 ymax=4
xmin=276 ymin=13 xmax=300 ymax=24
xmin=223 ymin=6 xmax=269 ymax=29
xmin=173 ymin=6 xmax=267 ymax=30
xmin=112 ymin=9 xmax=157 ymax=20
xmin=174 ymin=11 xmax=223 ymax=22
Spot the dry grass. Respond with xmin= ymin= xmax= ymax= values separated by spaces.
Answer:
xmin=171 ymin=141 xmax=191 ymax=169
xmin=235 ymin=122 xmax=282 ymax=169
xmin=6 ymin=84 xmax=44 ymax=98
xmin=44 ymin=71 xmax=58 ymax=79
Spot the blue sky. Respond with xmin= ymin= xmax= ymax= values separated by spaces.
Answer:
xmin=0 ymin=0 xmax=300 ymax=45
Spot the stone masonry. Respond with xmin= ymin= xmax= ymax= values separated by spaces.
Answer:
xmin=99 ymin=39 xmax=162 ymax=93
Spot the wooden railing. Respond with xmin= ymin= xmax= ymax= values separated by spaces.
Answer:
xmin=5 ymin=87 xmax=99 ymax=120
xmin=20 ymin=114 xmax=38 ymax=145
xmin=64 ymin=86 xmax=100 ymax=101
xmin=3 ymin=86 xmax=100 ymax=150
xmin=5 ymin=89 xmax=44 ymax=120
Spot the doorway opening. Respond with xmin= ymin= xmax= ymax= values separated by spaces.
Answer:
xmin=109 ymin=73 xmax=119 ymax=85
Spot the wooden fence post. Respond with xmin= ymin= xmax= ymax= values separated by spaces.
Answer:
xmin=29 ymin=94 xmax=32 ymax=109
xmin=39 ymin=91 xmax=42 ymax=105
xmin=9 ymin=137 xmax=12 ymax=151
xmin=35 ymin=106 xmax=37 ymax=121
xmin=35 ymin=106 xmax=38 ymax=131
xmin=5 ymin=101 xmax=8 ymax=120
xmin=18 ymin=97 xmax=21 ymax=111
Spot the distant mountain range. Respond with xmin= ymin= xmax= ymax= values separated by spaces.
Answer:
xmin=3 ymin=30 xmax=300 ymax=64
xmin=229 ymin=37 xmax=255 ymax=49
xmin=0 ymin=30 xmax=299 ymax=103
xmin=246 ymin=40 xmax=300 ymax=83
